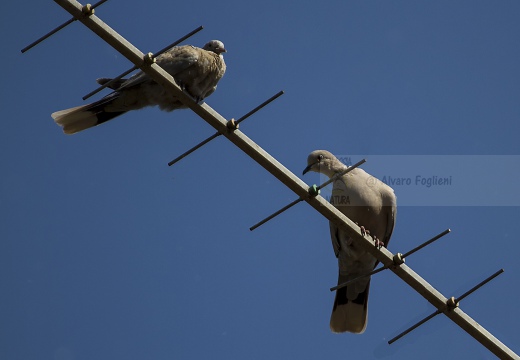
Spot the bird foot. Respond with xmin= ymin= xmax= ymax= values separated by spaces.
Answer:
xmin=374 ymin=237 xmax=385 ymax=249
xmin=177 ymin=81 xmax=186 ymax=91
xmin=356 ymin=223 xmax=370 ymax=237
xmin=356 ymin=223 xmax=383 ymax=248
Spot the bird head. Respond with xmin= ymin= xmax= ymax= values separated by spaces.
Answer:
xmin=303 ymin=150 xmax=338 ymax=177
xmin=203 ymin=40 xmax=227 ymax=55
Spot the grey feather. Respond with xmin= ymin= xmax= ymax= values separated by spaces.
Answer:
xmin=51 ymin=40 xmax=226 ymax=134
xmin=303 ymin=150 xmax=397 ymax=334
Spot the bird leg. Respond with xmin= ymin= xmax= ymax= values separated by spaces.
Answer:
xmin=373 ymin=236 xmax=385 ymax=249
xmin=177 ymin=82 xmax=203 ymax=103
xmin=356 ymin=223 xmax=370 ymax=237
xmin=356 ymin=222 xmax=383 ymax=248
xmin=176 ymin=80 xmax=187 ymax=92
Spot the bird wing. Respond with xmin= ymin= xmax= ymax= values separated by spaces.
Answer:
xmin=112 ymin=45 xmax=201 ymax=91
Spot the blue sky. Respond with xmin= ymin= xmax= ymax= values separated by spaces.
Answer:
xmin=2 ymin=1 xmax=519 ymax=359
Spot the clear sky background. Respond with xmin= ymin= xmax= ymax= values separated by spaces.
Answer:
xmin=2 ymin=1 xmax=519 ymax=359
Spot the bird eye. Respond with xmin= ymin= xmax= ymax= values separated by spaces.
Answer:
xmin=318 ymin=154 xmax=324 ymax=161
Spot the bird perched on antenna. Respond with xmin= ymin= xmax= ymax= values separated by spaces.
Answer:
xmin=51 ymin=40 xmax=227 ymax=134
xmin=303 ymin=150 xmax=397 ymax=334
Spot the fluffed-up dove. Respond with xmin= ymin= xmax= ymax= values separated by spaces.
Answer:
xmin=51 ymin=40 xmax=227 ymax=134
xmin=303 ymin=150 xmax=397 ymax=334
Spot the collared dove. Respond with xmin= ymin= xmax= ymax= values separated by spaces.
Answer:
xmin=303 ymin=150 xmax=397 ymax=334
xmin=51 ymin=40 xmax=227 ymax=134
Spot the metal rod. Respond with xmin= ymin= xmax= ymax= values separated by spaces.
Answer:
xmin=456 ymin=269 xmax=504 ymax=303
xmin=235 ymin=91 xmax=284 ymax=124
xmin=388 ymin=310 xmax=442 ymax=344
xmin=21 ymin=0 xmax=109 ymax=53
xmin=330 ymin=265 xmax=388 ymax=291
xmin=402 ymin=229 xmax=451 ymax=258
xmin=168 ymin=133 xmax=220 ymax=166
xmin=152 ymin=25 xmax=204 ymax=58
xmin=249 ymin=198 xmax=302 ymax=231
xmin=83 ymin=25 xmax=204 ymax=100
xmin=250 ymin=158 xmax=366 ymax=232
xmin=317 ymin=159 xmax=366 ymax=190
xmin=21 ymin=18 xmax=75 ymax=53
xmin=82 ymin=65 xmax=136 ymax=100
xmin=167 ymin=91 xmax=284 ymax=166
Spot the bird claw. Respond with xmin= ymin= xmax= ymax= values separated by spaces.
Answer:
xmin=374 ymin=237 xmax=385 ymax=249
xmin=356 ymin=223 xmax=381 ymax=248
xmin=356 ymin=223 xmax=369 ymax=237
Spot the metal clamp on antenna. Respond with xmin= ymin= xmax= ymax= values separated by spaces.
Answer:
xmin=307 ymin=184 xmax=320 ymax=197
xmin=142 ymin=52 xmax=156 ymax=65
xmin=226 ymin=119 xmax=239 ymax=131
xmin=81 ymin=3 xmax=95 ymax=15
xmin=21 ymin=0 xmax=109 ymax=53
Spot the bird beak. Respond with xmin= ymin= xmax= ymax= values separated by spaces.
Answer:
xmin=220 ymin=47 xmax=227 ymax=53
xmin=302 ymin=163 xmax=314 ymax=175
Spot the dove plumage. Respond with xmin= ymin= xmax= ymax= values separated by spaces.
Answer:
xmin=303 ymin=150 xmax=397 ymax=334
xmin=51 ymin=40 xmax=226 ymax=134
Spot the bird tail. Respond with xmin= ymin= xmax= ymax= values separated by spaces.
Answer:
xmin=330 ymin=274 xmax=370 ymax=334
xmin=51 ymin=94 xmax=126 ymax=134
